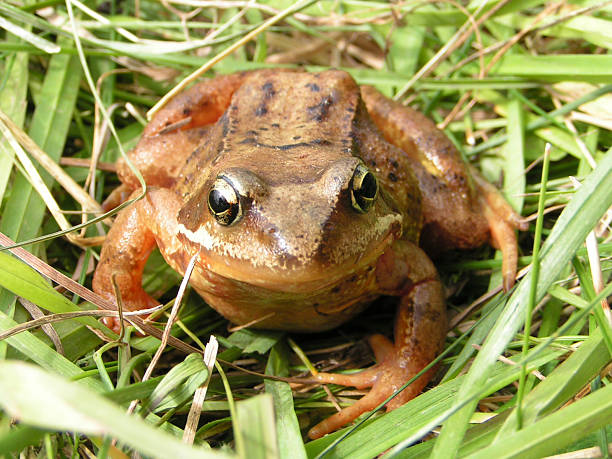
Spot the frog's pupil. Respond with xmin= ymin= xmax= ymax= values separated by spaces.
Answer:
xmin=350 ymin=165 xmax=378 ymax=214
xmin=359 ymin=172 xmax=377 ymax=198
xmin=209 ymin=190 xmax=229 ymax=213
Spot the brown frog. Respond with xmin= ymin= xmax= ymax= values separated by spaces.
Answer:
xmin=93 ymin=69 xmax=525 ymax=439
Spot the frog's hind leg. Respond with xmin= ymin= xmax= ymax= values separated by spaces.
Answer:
xmin=308 ymin=243 xmax=446 ymax=439
xmin=360 ymin=85 xmax=526 ymax=289
xmin=472 ymin=168 xmax=528 ymax=290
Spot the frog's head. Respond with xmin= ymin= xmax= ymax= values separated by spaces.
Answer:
xmin=177 ymin=156 xmax=402 ymax=291
xmin=176 ymin=70 xmax=403 ymax=291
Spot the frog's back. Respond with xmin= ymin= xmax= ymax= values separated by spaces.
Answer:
xmin=176 ymin=70 xmax=362 ymax=191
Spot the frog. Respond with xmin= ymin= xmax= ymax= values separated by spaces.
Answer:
xmin=92 ymin=69 xmax=526 ymax=439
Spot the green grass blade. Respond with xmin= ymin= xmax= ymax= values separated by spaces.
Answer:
xmin=235 ymin=394 xmax=279 ymax=459
xmin=0 ymin=49 xmax=28 ymax=202
xmin=496 ymin=330 xmax=610 ymax=437
xmin=441 ymin=296 xmax=504 ymax=383
xmin=0 ymin=50 xmax=81 ymax=243
xmin=0 ymin=34 xmax=30 ymax=349
xmin=0 ymin=361 xmax=227 ymax=459
xmin=0 ymin=252 xmax=105 ymax=331
xmin=148 ymin=354 xmax=206 ymax=406
xmin=227 ymin=329 xmax=283 ymax=354
xmin=545 ymin=15 xmax=612 ymax=49
xmin=0 ymin=425 xmax=47 ymax=456
xmin=0 ymin=310 xmax=104 ymax=392
xmin=0 ymin=16 xmax=60 ymax=53
xmin=265 ymin=342 xmax=306 ymax=459
xmin=0 ymin=47 xmax=82 ymax=314
xmin=493 ymin=55 xmax=612 ymax=83
xmin=464 ymin=382 xmax=612 ymax=459
xmin=502 ymin=97 xmax=525 ymax=211
xmin=428 ymin=149 xmax=612 ymax=457
xmin=150 ymin=354 xmax=210 ymax=412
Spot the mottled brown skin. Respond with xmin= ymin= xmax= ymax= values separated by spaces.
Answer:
xmin=93 ymin=70 xmax=524 ymax=439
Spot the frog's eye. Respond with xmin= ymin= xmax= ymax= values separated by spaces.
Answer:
xmin=208 ymin=176 xmax=243 ymax=226
xmin=350 ymin=163 xmax=378 ymax=213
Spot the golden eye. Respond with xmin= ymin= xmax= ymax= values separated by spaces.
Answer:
xmin=208 ymin=176 xmax=243 ymax=226
xmin=350 ymin=163 xmax=378 ymax=213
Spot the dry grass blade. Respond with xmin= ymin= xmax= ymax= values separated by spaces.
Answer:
xmin=128 ymin=253 xmax=200 ymax=414
xmin=183 ymin=335 xmax=219 ymax=444
xmin=586 ymin=229 xmax=611 ymax=323
xmin=0 ymin=15 xmax=60 ymax=53
xmin=148 ymin=0 xmax=317 ymax=118
xmin=59 ymin=157 xmax=116 ymax=172
xmin=0 ymin=232 xmax=201 ymax=355
xmin=69 ymin=0 xmax=140 ymax=43
xmin=0 ymin=112 xmax=74 ymax=242
xmin=395 ymin=0 xmax=511 ymax=99
xmin=0 ymin=308 xmax=160 ymax=341
xmin=0 ymin=108 xmax=103 ymax=214
xmin=544 ymin=442 xmax=612 ymax=458
xmin=18 ymin=298 xmax=64 ymax=354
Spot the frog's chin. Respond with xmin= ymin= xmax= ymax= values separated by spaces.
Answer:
xmin=195 ymin=229 xmax=398 ymax=293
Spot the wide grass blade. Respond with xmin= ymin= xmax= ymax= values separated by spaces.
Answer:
xmin=0 ymin=309 xmax=104 ymax=391
xmin=493 ymin=55 xmax=612 ymax=83
xmin=502 ymin=97 xmax=525 ymax=211
xmin=0 ymin=50 xmax=81 ymax=243
xmin=465 ymin=382 xmax=612 ymax=459
xmin=0 ymin=251 xmax=104 ymax=332
xmin=235 ymin=394 xmax=279 ymax=459
xmin=0 ymin=48 xmax=27 ymax=202
xmin=0 ymin=16 xmax=60 ymax=53
xmin=428 ymin=149 xmax=612 ymax=456
xmin=265 ymin=343 xmax=306 ymax=459
xmin=0 ymin=361 xmax=227 ymax=459
xmin=496 ymin=330 xmax=610 ymax=436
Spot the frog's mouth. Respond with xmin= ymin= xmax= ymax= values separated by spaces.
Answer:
xmin=178 ymin=217 xmax=402 ymax=293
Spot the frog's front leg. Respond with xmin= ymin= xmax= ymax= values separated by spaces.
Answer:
xmin=93 ymin=189 xmax=184 ymax=331
xmin=308 ymin=241 xmax=446 ymax=439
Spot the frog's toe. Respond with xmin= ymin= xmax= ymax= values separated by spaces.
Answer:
xmin=486 ymin=212 xmax=520 ymax=292
xmin=102 ymin=315 xmax=124 ymax=335
xmin=473 ymin=170 xmax=528 ymax=291
xmin=308 ymin=382 xmax=389 ymax=439
xmin=308 ymin=342 xmax=430 ymax=439
xmin=368 ymin=333 xmax=395 ymax=362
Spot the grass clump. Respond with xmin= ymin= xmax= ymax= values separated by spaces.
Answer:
xmin=0 ymin=1 xmax=611 ymax=458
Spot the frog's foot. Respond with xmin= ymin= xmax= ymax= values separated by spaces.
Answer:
xmin=101 ymin=292 xmax=159 ymax=335
xmin=472 ymin=170 xmax=529 ymax=291
xmin=307 ymin=334 xmax=432 ymax=439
